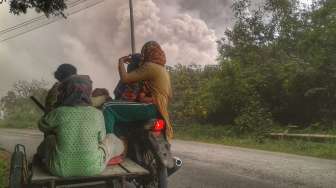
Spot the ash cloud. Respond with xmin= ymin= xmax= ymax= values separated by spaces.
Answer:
xmin=0 ymin=0 xmax=234 ymax=96
xmin=166 ymin=0 xmax=234 ymax=36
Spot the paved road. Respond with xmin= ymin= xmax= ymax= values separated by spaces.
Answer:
xmin=0 ymin=128 xmax=336 ymax=188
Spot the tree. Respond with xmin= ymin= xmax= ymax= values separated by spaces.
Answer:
xmin=169 ymin=64 xmax=219 ymax=123
xmin=168 ymin=0 xmax=335 ymax=132
xmin=0 ymin=80 xmax=48 ymax=128
xmin=0 ymin=0 xmax=66 ymax=17
xmin=216 ymin=0 xmax=336 ymax=128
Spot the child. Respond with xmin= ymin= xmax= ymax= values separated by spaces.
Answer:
xmin=92 ymin=88 xmax=112 ymax=109
xmin=114 ymin=54 xmax=143 ymax=102
xmin=138 ymin=82 xmax=154 ymax=104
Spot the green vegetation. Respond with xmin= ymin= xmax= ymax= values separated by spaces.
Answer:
xmin=0 ymin=149 xmax=10 ymax=188
xmin=0 ymin=80 xmax=48 ymax=129
xmin=170 ymin=0 xmax=336 ymax=135
xmin=0 ymin=0 xmax=67 ymax=17
xmin=0 ymin=160 xmax=6 ymax=188
xmin=175 ymin=124 xmax=336 ymax=160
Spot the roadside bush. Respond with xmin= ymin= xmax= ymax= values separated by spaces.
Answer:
xmin=233 ymin=97 xmax=273 ymax=136
xmin=0 ymin=150 xmax=10 ymax=188
xmin=0 ymin=160 xmax=5 ymax=188
xmin=197 ymin=61 xmax=250 ymax=124
xmin=170 ymin=0 xmax=336 ymax=136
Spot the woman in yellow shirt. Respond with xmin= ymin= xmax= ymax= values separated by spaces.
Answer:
xmin=103 ymin=41 xmax=173 ymax=139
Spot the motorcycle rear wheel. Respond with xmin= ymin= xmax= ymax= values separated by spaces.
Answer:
xmin=141 ymin=148 xmax=168 ymax=188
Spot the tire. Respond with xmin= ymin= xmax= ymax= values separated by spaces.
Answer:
xmin=9 ymin=151 xmax=24 ymax=188
xmin=157 ymin=165 xmax=168 ymax=188
xmin=141 ymin=148 xmax=168 ymax=188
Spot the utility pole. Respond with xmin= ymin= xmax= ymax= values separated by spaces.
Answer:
xmin=129 ymin=0 xmax=136 ymax=54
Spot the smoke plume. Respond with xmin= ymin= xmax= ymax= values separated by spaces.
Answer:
xmin=0 ymin=0 xmax=234 ymax=96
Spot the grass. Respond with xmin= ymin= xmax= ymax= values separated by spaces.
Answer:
xmin=0 ymin=148 xmax=10 ymax=188
xmin=0 ymin=160 xmax=6 ymax=188
xmin=268 ymin=123 xmax=336 ymax=135
xmin=174 ymin=124 xmax=336 ymax=160
xmin=0 ymin=119 xmax=37 ymax=129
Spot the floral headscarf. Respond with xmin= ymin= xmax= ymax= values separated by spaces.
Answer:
xmin=57 ymin=75 xmax=93 ymax=107
xmin=141 ymin=41 xmax=166 ymax=66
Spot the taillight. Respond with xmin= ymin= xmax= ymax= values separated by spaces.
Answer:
xmin=152 ymin=119 xmax=165 ymax=132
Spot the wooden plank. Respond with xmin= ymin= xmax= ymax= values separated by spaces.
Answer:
xmin=32 ymin=165 xmax=128 ymax=183
xmin=101 ymin=164 xmax=128 ymax=177
xmin=31 ymin=158 xmax=147 ymax=183
xmin=119 ymin=158 xmax=149 ymax=175
xmin=31 ymin=166 xmax=59 ymax=182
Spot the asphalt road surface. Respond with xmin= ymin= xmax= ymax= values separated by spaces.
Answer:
xmin=0 ymin=128 xmax=336 ymax=188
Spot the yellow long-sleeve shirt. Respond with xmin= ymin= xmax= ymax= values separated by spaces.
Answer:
xmin=118 ymin=62 xmax=173 ymax=139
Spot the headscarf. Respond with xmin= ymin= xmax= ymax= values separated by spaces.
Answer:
xmin=141 ymin=41 xmax=166 ymax=66
xmin=56 ymin=75 xmax=93 ymax=107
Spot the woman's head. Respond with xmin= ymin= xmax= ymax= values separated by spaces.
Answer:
xmin=57 ymin=75 xmax=92 ymax=107
xmin=141 ymin=41 xmax=166 ymax=66
xmin=54 ymin=64 xmax=77 ymax=82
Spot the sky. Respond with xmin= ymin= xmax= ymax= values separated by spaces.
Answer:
xmin=0 ymin=0 xmax=311 ymax=97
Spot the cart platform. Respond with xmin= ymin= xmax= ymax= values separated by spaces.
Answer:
xmin=30 ymin=158 xmax=149 ymax=187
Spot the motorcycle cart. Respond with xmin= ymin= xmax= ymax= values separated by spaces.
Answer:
xmin=9 ymin=119 xmax=182 ymax=188
xmin=9 ymin=145 xmax=149 ymax=188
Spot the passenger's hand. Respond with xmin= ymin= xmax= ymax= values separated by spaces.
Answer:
xmin=119 ymin=55 xmax=132 ymax=64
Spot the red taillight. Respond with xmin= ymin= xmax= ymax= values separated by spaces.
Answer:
xmin=152 ymin=119 xmax=165 ymax=132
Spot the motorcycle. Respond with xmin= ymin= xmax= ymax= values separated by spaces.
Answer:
xmin=124 ymin=118 xmax=182 ymax=188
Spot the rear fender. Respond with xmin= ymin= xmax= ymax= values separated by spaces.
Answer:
xmin=148 ymin=132 xmax=175 ymax=168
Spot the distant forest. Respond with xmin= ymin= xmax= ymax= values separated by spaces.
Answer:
xmin=170 ymin=0 xmax=336 ymax=133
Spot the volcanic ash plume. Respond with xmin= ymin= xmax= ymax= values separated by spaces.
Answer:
xmin=0 ymin=0 xmax=233 ymax=95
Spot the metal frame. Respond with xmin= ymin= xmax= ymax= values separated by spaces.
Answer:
xmin=129 ymin=0 xmax=136 ymax=54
